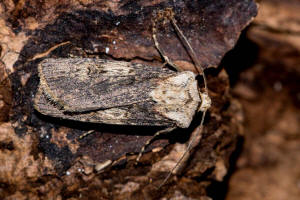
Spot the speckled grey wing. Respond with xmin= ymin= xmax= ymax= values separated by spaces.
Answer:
xmin=35 ymin=58 xmax=201 ymax=128
xmin=34 ymin=58 xmax=177 ymax=126
xmin=37 ymin=58 xmax=175 ymax=112
xmin=34 ymin=83 xmax=175 ymax=126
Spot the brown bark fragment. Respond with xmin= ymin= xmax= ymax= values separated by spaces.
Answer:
xmin=0 ymin=61 xmax=12 ymax=122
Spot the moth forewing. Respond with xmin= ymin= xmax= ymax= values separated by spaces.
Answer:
xmin=34 ymin=58 xmax=201 ymax=128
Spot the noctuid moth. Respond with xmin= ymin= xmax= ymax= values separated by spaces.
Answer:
xmin=34 ymin=8 xmax=211 ymax=188
xmin=34 ymin=58 xmax=203 ymax=128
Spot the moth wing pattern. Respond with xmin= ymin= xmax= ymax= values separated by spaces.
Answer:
xmin=34 ymin=58 xmax=201 ymax=128
xmin=35 ymin=87 xmax=175 ymax=126
xmin=37 ymin=58 xmax=175 ymax=112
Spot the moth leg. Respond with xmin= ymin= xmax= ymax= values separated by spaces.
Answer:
xmin=158 ymin=111 xmax=206 ymax=188
xmin=152 ymin=8 xmax=212 ymax=188
xmin=28 ymin=41 xmax=71 ymax=61
xmin=152 ymin=13 xmax=183 ymax=72
xmin=78 ymin=130 xmax=95 ymax=140
xmin=136 ymin=126 xmax=176 ymax=163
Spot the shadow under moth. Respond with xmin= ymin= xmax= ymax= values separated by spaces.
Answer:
xmin=34 ymin=8 xmax=211 ymax=188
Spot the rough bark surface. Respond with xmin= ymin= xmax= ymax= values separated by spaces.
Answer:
xmin=0 ymin=0 xmax=257 ymax=199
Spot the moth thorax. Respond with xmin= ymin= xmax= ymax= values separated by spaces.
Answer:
xmin=150 ymin=71 xmax=201 ymax=128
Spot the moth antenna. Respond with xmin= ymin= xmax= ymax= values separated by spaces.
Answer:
xmin=152 ymin=14 xmax=182 ymax=71
xmin=157 ymin=111 xmax=206 ymax=189
xmin=28 ymin=41 xmax=71 ymax=61
xmin=169 ymin=17 xmax=208 ymax=92
xmin=78 ymin=130 xmax=95 ymax=140
xmin=154 ymin=9 xmax=211 ymax=188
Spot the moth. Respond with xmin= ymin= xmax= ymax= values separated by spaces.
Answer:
xmin=34 ymin=8 xmax=211 ymax=187
xmin=34 ymin=58 xmax=207 ymax=129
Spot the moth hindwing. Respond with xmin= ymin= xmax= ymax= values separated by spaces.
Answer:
xmin=34 ymin=58 xmax=201 ymax=128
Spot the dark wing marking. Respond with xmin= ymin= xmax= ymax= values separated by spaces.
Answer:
xmin=34 ymin=86 xmax=175 ymax=127
xmin=38 ymin=58 xmax=175 ymax=112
